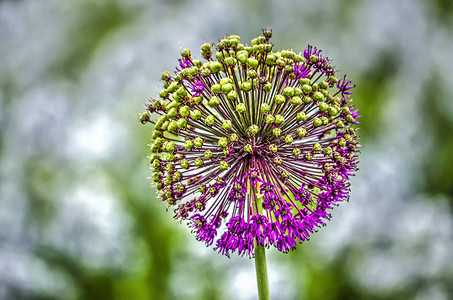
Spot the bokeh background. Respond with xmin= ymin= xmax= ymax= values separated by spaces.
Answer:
xmin=1 ymin=0 xmax=453 ymax=299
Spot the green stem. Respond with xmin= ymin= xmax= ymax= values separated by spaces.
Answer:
xmin=254 ymin=242 xmax=270 ymax=300
xmin=254 ymin=192 xmax=270 ymax=300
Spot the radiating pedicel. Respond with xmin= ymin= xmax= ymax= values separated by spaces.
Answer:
xmin=141 ymin=28 xmax=360 ymax=258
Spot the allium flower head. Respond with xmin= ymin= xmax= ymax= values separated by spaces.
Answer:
xmin=141 ymin=29 xmax=360 ymax=257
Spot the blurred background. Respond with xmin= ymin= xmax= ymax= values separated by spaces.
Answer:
xmin=1 ymin=0 xmax=453 ymax=299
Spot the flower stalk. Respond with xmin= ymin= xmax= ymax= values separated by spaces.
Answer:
xmin=254 ymin=243 xmax=270 ymax=300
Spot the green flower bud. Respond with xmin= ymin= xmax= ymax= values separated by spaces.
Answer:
xmin=328 ymin=107 xmax=338 ymax=116
xmin=313 ymin=91 xmax=324 ymax=102
xmin=220 ymin=78 xmax=232 ymax=85
xmin=299 ymin=78 xmax=311 ymax=86
xmin=204 ymin=150 xmax=213 ymax=160
xmin=215 ymin=52 xmax=224 ymax=62
xmin=179 ymin=105 xmax=190 ymax=117
xmin=273 ymin=128 xmax=282 ymax=137
xmin=283 ymin=86 xmax=294 ymax=97
xmin=313 ymin=142 xmax=322 ymax=152
xmin=156 ymin=182 xmax=163 ymax=190
xmin=190 ymin=109 xmax=201 ymax=120
xmin=184 ymin=140 xmax=193 ymax=150
xmin=224 ymin=57 xmax=236 ymax=66
xmin=180 ymin=48 xmax=191 ymax=58
xmin=205 ymin=115 xmax=215 ymax=126
xmin=293 ymin=87 xmax=302 ymax=96
xmin=173 ymin=171 xmax=182 ymax=181
xmin=199 ymin=185 xmax=206 ymax=193
xmin=318 ymin=162 xmax=329 ymax=172
xmin=297 ymin=112 xmax=307 ymax=122
xmin=249 ymin=125 xmax=259 ymax=135
xmin=208 ymin=96 xmax=220 ymax=107
xmin=275 ymin=94 xmax=286 ymax=105
xmin=223 ymin=120 xmax=232 ymax=130
xmin=194 ymin=158 xmax=204 ymax=167
xmin=266 ymin=114 xmax=275 ymax=124
xmin=140 ymin=112 xmax=150 ymax=124
xmin=201 ymin=68 xmax=211 ymax=77
xmin=303 ymin=96 xmax=313 ymax=103
xmin=209 ymin=186 xmax=217 ymax=195
xmin=291 ymin=96 xmax=303 ymax=105
xmin=222 ymin=83 xmax=234 ymax=93
xmin=261 ymin=103 xmax=271 ymax=113
xmin=276 ymin=58 xmax=286 ymax=67
xmin=209 ymin=62 xmax=223 ymax=73
xmin=324 ymin=146 xmax=332 ymax=155
xmin=246 ymin=58 xmax=259 ymax=68
xmin=201 ymin=43 xmax=211 ymax=52
xmin=192 ymin=95 xmax=203 ymax=104
xmin=275 ymin=114 xmax=285 ymax=124
xmin=241 ymin=82 xmax=252 ymax=91
xmin=309 ymin=55 xmax=318 ymax=63
xmin=269 ymin=144 xmax=278 ymax=153
xmin=167 ymin=108 xmax=177 ymax=118
xmin=302 ymin=84 xmax=312 ymax=95
xmin=227 ymin=90 xmax=238 ymax=100
xmin=194 ymin=137 xmax=203 ymax=148
xmin=219 ymin=161 xmax=229 ymax=170
xmin=177 ymin=118 xmax=187 ymax=129
xmin=165 ymin=142 xmax=175 ymax=153
xmin=165 ymin=164 xmax=175 ymax=174
xmin=218 ymin=137 xmax=228 ymax=147
xmin=263 ymin=83 xmax=272 ymax=92
xmin=180 ymin=159 xmax=189 ymax=169
xmin=285 ymin=135 xmax=294 ymax=144
xmin=319 ymin=102 xmax=329 ymax=112
xmin=176 ymin=183 xmax=185 ymax=193
xmin=176 ymin=86 xmax=187 ymax=98
xmin=305 ymin=152 xmax=313 ymax=160
xmin=152 ymin=130 xmax=163 ymax=139
xmin=313 ymin=117 xmax=322 ymax=127
xmin=244 ymin=144 xmax=253 ymax=152
xmin=265 ymin=54 xmax=277 ymax=65
xmin=161 ymin=71 xmax=171 ymax=81
xmin=336 ymin=120 xmax=345 ymax=128
xmin=297 ymin=127 xmax=307 ymax=137
xmin=312 ymin=83 xmax=318 ymax=91
xmin=319 ymin=81 xmax=329 ymax=90
xmin=247 ymin=69 xmax=257 ymax=78
xmin=223 ymin=148 xmax=230 ymax=156
xmin=230 ymin=134 xmax=239 ymax=142
xmin=338 ymin=138 xmax=347 ymax=148
xmin=237 ymin=53 xmax=248 ymax=64
xmin=152 ymin=172 xmax=161 ymax=182
xmin=293 ymin=148 xmax=301 ymax=157
xmin=236 ymin=103 xmax=246 ymax=113
xmin=321 ymin=116 xmax=329 ymax=125
xmin=346 ymin=114 xmax=355 ymax=123
xmin=274 ymin=156 xmax=282 ymax=165
xmin=159 ymin=89 xmax=169 ymax=98
xmin=167 ymin=121 xmax=178 ymax=133
xmin=165 ymin=153 xmax=175 ymax=162
xmin=167 ymin=82 xmax=178 ymax=92
xmin=211 ymin=84 xmax=221 ymax=93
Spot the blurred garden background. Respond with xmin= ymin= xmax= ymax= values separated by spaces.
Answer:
xmin=1 ymin=0 xmax=453 ymax=299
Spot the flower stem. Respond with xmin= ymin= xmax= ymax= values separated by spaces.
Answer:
xmin=254 ymin=242 xmax=270 ymax=300
xmin=254 ymin=191 xmax=270 ymax=300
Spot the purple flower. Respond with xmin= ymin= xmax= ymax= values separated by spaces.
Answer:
xmin=142 ymin=29 xmax=360 ymax=257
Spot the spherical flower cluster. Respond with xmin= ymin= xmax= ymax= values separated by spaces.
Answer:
xmin=140 ymin=29 xmax=360 ymax=257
